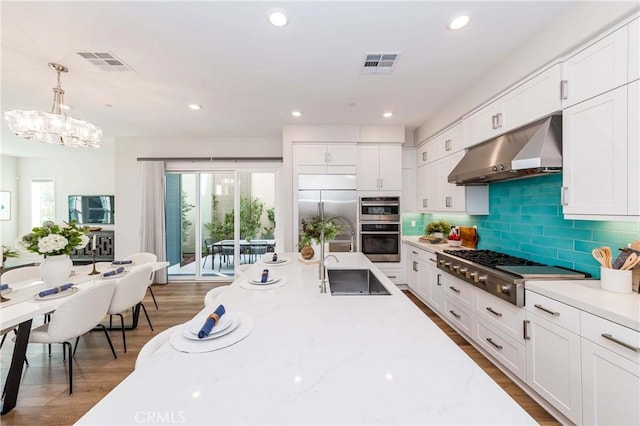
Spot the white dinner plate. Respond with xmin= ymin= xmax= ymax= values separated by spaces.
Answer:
xmin=170 ymin=311 xmax=254 ymax=353
xmin=248 ymin=275 xmax=281 ymax=285
xmin=33 ymin=286 xmax=79 ymax=300
xmin=101 ymin=270 xmax=129 ymax=279
xmin=186 ymin=311 xmax=233 ymax=336
xmin=182 ymin=313 xmax=240 ymax=341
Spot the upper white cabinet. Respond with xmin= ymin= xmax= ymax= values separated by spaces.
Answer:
xmin=293 ymin=143 xmax=357 ymax=174
xmin=416 ymin=122 xmax=463 ymax=166
xmin=402 ymin=148 xmax=416 ymax=211
xmin=464 ymin=64 xmax=562 ymax=147
xmin=629 ymin=18 xmax=639 ymax=82
xmin=561 ymin=25 xmax=628 ymax=108
xmin=357 ymin=144 xmax=402 ymax=191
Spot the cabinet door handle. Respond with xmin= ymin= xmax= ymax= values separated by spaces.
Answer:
xmin=429 ymin=258 xmax=436 ymax=263
xmin=486 ymin=337 xmax=503 ymax=350
xmin=601 ymin=333 xmax=640 ymax=352
xmin=387 ymin=275 xmax=397 ymax=279
xmin=412 ymin=261 xmax=418 ymax=272
xmin=445 ymin=196 xmax=452 ymax=208
xmin=412 ymin=251 xmax=419 ymax=255
xmin=422 ymin=151 xmax=428 ymax=162
xmin=496 ymin=113 xmax=503 ymax=128
xmin=561 ymin=186 xmax=568 ymax=206
xmin=448 ymin=286 xmax=460 ymax=293
xmin=449 ymin=310 xmax=461 ymax=319
xmin=445 ymin=139 xmax=452 ymax=151
xmin=491 ymin=115 xmax=497 ymax=129
xmin=523 ymin=320 xmax=531 ymax=340
xmin=534 ymin=304 xmax=559 ymax=316
xmin=486 ymin=307 xmax=503 ymax=317
xmin=560 ymin=80 xmax=568 ymax=100
xmin=436 ymin=273 xmax=441 ymax=286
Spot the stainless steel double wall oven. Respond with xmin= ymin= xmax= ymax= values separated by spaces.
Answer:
xmin=359 ymin=197 xmax=401 ymax=262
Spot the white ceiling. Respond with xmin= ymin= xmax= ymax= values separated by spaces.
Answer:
xmin=0 ymin=1 xmax=581 ymax=157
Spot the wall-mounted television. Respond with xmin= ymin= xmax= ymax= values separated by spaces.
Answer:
xmin=68 ymin=195 xmax=115 ymax=225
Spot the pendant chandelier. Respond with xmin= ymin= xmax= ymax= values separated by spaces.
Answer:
xmin=5 ymin=63 xmax=102 ymax=148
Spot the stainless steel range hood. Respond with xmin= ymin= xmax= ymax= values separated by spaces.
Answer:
xmin=448 ymin=115 xmax=562 ymax=185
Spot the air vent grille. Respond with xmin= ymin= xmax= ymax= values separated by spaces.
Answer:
xmin=361 ymin=53 xmax=400 ymax=74
xmin=77 ymin=51 xmax=133 ymax=72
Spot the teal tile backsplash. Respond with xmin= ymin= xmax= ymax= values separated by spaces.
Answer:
xmin=402 ymin=174 xmax=640 ymax=279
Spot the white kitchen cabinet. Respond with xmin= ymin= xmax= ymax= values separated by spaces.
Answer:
xmin=561 ymin=25 xmax=628 ymax=108
xmin=525 ymin=293 xmax=582 ymax=424
xmin=402 ymin=148 xmax=416 ymax=212
xmin=629 ymin=18 xmax=639 ymax=82
xmin=475 ymin=320 xmax=527 ymax=382
xmin=463 ymin=64 xmax=562 ymax=147
xmin=580 ymin=311 xmax=639 ymax=425
xmin=628 ymin=80 xmax=639 ymax=217
xmin=376 ymin=263 xmax=406 ymax=286
xmin=562 ymin=85 xmax=631 ymax=217
xmin=293 ymin=143 xmax=357 ymax=174
xmin=418 ymin=151 xmax=488 ymax=214
xmin=407 ymin=249 xmax=428 ymax=302
xmin=357 ymin=144 xmax=402 ymax=191
xmin=426 ymin=255 xmax=444 ymax=314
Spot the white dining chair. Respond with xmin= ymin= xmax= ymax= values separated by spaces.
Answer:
xmin=107 ymin=264 xmax=154 ymax=353
xmin=135 ymin=325 xmax=180 ymax=370
xmin=124 ymin=252 xmax=159 ymax=309
xmin=0 ymin=266 xmax=42 ymax=354
xmin=203 ymin=285 xmax=229 ymax=308
xmin=27 ymin=281 xmax=117 ymax=394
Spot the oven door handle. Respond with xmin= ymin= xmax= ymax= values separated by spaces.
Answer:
xmin=360 ymin=202 xmax=399 ymax=207
xmin=360 ymin=231 xmax=401 ymax=235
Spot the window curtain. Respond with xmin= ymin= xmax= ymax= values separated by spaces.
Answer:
xmin=140 ymin=161 xmax=167 ymax=283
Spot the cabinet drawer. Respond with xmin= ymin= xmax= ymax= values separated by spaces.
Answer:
xmin=406 ymin=246 xmax=435 ymax=264
xmin=444 ymin=298 xmax=473 ymax=336
xmin=443 ymin=275 xmax=473 ymax=307
xmin=581 ymin=311 xmax=640 ymax=363
xmin=475 ymin=319 xmax=527 ymax=382
xmin=475 ymin=291 xmax=526 ymax=341
xmin=525 ymin=290 xmax=580 ymax=334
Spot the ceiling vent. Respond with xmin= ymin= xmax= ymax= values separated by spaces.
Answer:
xmin=361 ymin=53 xmax=400 ymax=74
xmin=77 ymin=51 xmax=133 ymax=72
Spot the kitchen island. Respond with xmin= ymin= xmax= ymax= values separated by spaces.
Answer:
xmin=78 ymin=252 xmax=535 ymax=425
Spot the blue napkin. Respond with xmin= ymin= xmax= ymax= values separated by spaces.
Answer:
xmin=1 ymin=283 xmax=9 ymax=291
xmin=261 ymin=269 xmax=269 ymax=283
xmin=38 ymin=283 xmax=74 ymax=298
xmin=111 ymin=260 xmax=133 ymax=265
xmin=103 ymin=266 xmax=125 ymax=277
xmin=198 ymin=304 xmax=226 ymax=339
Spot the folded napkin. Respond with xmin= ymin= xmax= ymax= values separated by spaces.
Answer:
xmin=38 ymin=283 xmax=74 ymax=298
xmin=198 ymin=304 xmax=226 ymax=339
xmin=261 ymin=269 xmax=269 ymax=283
xmin=1 ymin=283 xmax=9 ymax=291
xmin=103 ymin=267 xmax=125 ymax=277
xmin=111 ymin=260 xmax=133 ymax=265
xmin=271 ymin=253 xmax=278 ymax=262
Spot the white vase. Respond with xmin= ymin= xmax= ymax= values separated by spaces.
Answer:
xmin=39 ymin=254 xmax=73 ymax=287
xmin=310 ymin=242 xmax=331 ymax=260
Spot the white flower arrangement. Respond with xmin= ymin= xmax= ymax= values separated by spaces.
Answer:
xmin=20 ymin=220 xmax=90 ymax=257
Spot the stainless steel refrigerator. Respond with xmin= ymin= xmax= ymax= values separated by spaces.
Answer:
xmin=298 ymin=175 xmax=358 ymax=252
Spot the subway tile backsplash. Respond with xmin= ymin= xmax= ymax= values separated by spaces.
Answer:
xmin=402 ymin=174 xmax=639 ymax=279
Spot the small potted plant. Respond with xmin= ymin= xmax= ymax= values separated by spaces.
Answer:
xmin=299 ymin=217 xmax=340 ymax=259
xmin=424 ymin=219 xmax=450 ymax=239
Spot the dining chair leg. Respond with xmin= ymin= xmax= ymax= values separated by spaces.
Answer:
xmin=0 ymin=333 xmax=7 ymax=348
xmin=73 ymin=337 xmax=80 ymax=356
xmin=139 ymin=302 xmax=154 ymax=331
xmin=96 ymin=324 xmax=117 ymax=359
xmin=148 ymin=287 xmax=159 ymax=310
xmin=117 ymin=313 xmax=126 ymax=353
xmin=63 ymin=341 xmax=73 ymax=394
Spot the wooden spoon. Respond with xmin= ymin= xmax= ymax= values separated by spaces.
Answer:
xmin=621 ymin=253 xmax=639 ymax=270
xmin=601 ymin=246 xmax=613 ymax=268
xmin=592 ymin=248 xmax=609 ymax=268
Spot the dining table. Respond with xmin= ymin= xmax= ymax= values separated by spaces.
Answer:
xmin=0 ymin=260 xmax=169 ymax=415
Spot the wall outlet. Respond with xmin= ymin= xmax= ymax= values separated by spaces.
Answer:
xmin=411 ymin=220 xmax=416 ymax=227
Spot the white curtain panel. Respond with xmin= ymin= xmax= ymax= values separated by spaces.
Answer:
xmin=140 ymin=161 xmax=167 ymax=283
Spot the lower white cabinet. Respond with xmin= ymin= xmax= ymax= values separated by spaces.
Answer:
xmin=426 ymin=260 xmax=444 ymax=314
xmin=581 ymin=339 xmax=640 ymax=425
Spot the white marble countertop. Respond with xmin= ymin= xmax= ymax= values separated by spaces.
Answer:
xmin=78 ymin=252 xmax=534 ymax=425
xmin=402 ymin=235 xmax=453 ymax=253
xmin=525 ymin=279 xmax=640 ymax=331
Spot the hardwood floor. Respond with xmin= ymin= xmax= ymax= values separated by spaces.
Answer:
xmin=1 ymin=283 xmax=558 ymax=425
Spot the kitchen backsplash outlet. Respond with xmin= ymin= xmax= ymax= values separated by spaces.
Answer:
xmin=403 ymin=174 xmax=640 ymax=279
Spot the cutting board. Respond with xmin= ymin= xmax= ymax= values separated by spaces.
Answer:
xmin=460 ymin=226 xmax=478 ymax=249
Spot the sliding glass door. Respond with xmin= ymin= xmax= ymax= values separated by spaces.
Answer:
xmin=165 ymin=166 xmax=277 ymax=281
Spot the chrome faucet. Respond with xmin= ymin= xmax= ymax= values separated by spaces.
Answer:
xmin=326 ymin=214 xmax=355 ymax=252
xmin=319 ymin=255 xmax=339 ymax=294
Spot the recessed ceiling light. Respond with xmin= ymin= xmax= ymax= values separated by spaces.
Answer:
xmin=188 ymin=104 xmax=201 ymax=110
xmin=291 ymin=111 xmax=302 ymax=117
xmin=448 ymin=14 xmax=470 ymax=30
xmin=269 ymin=11 xmax=288 ymax=27
xmin=383 ymin=112 xmax=393 ymax=118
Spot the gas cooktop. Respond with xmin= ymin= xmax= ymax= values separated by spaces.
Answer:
xmin=442 ymin=249 xmax=543 ymax=269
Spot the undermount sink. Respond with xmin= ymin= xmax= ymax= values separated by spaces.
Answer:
xmin=327 ymin=269 xmax=390 ymax=296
